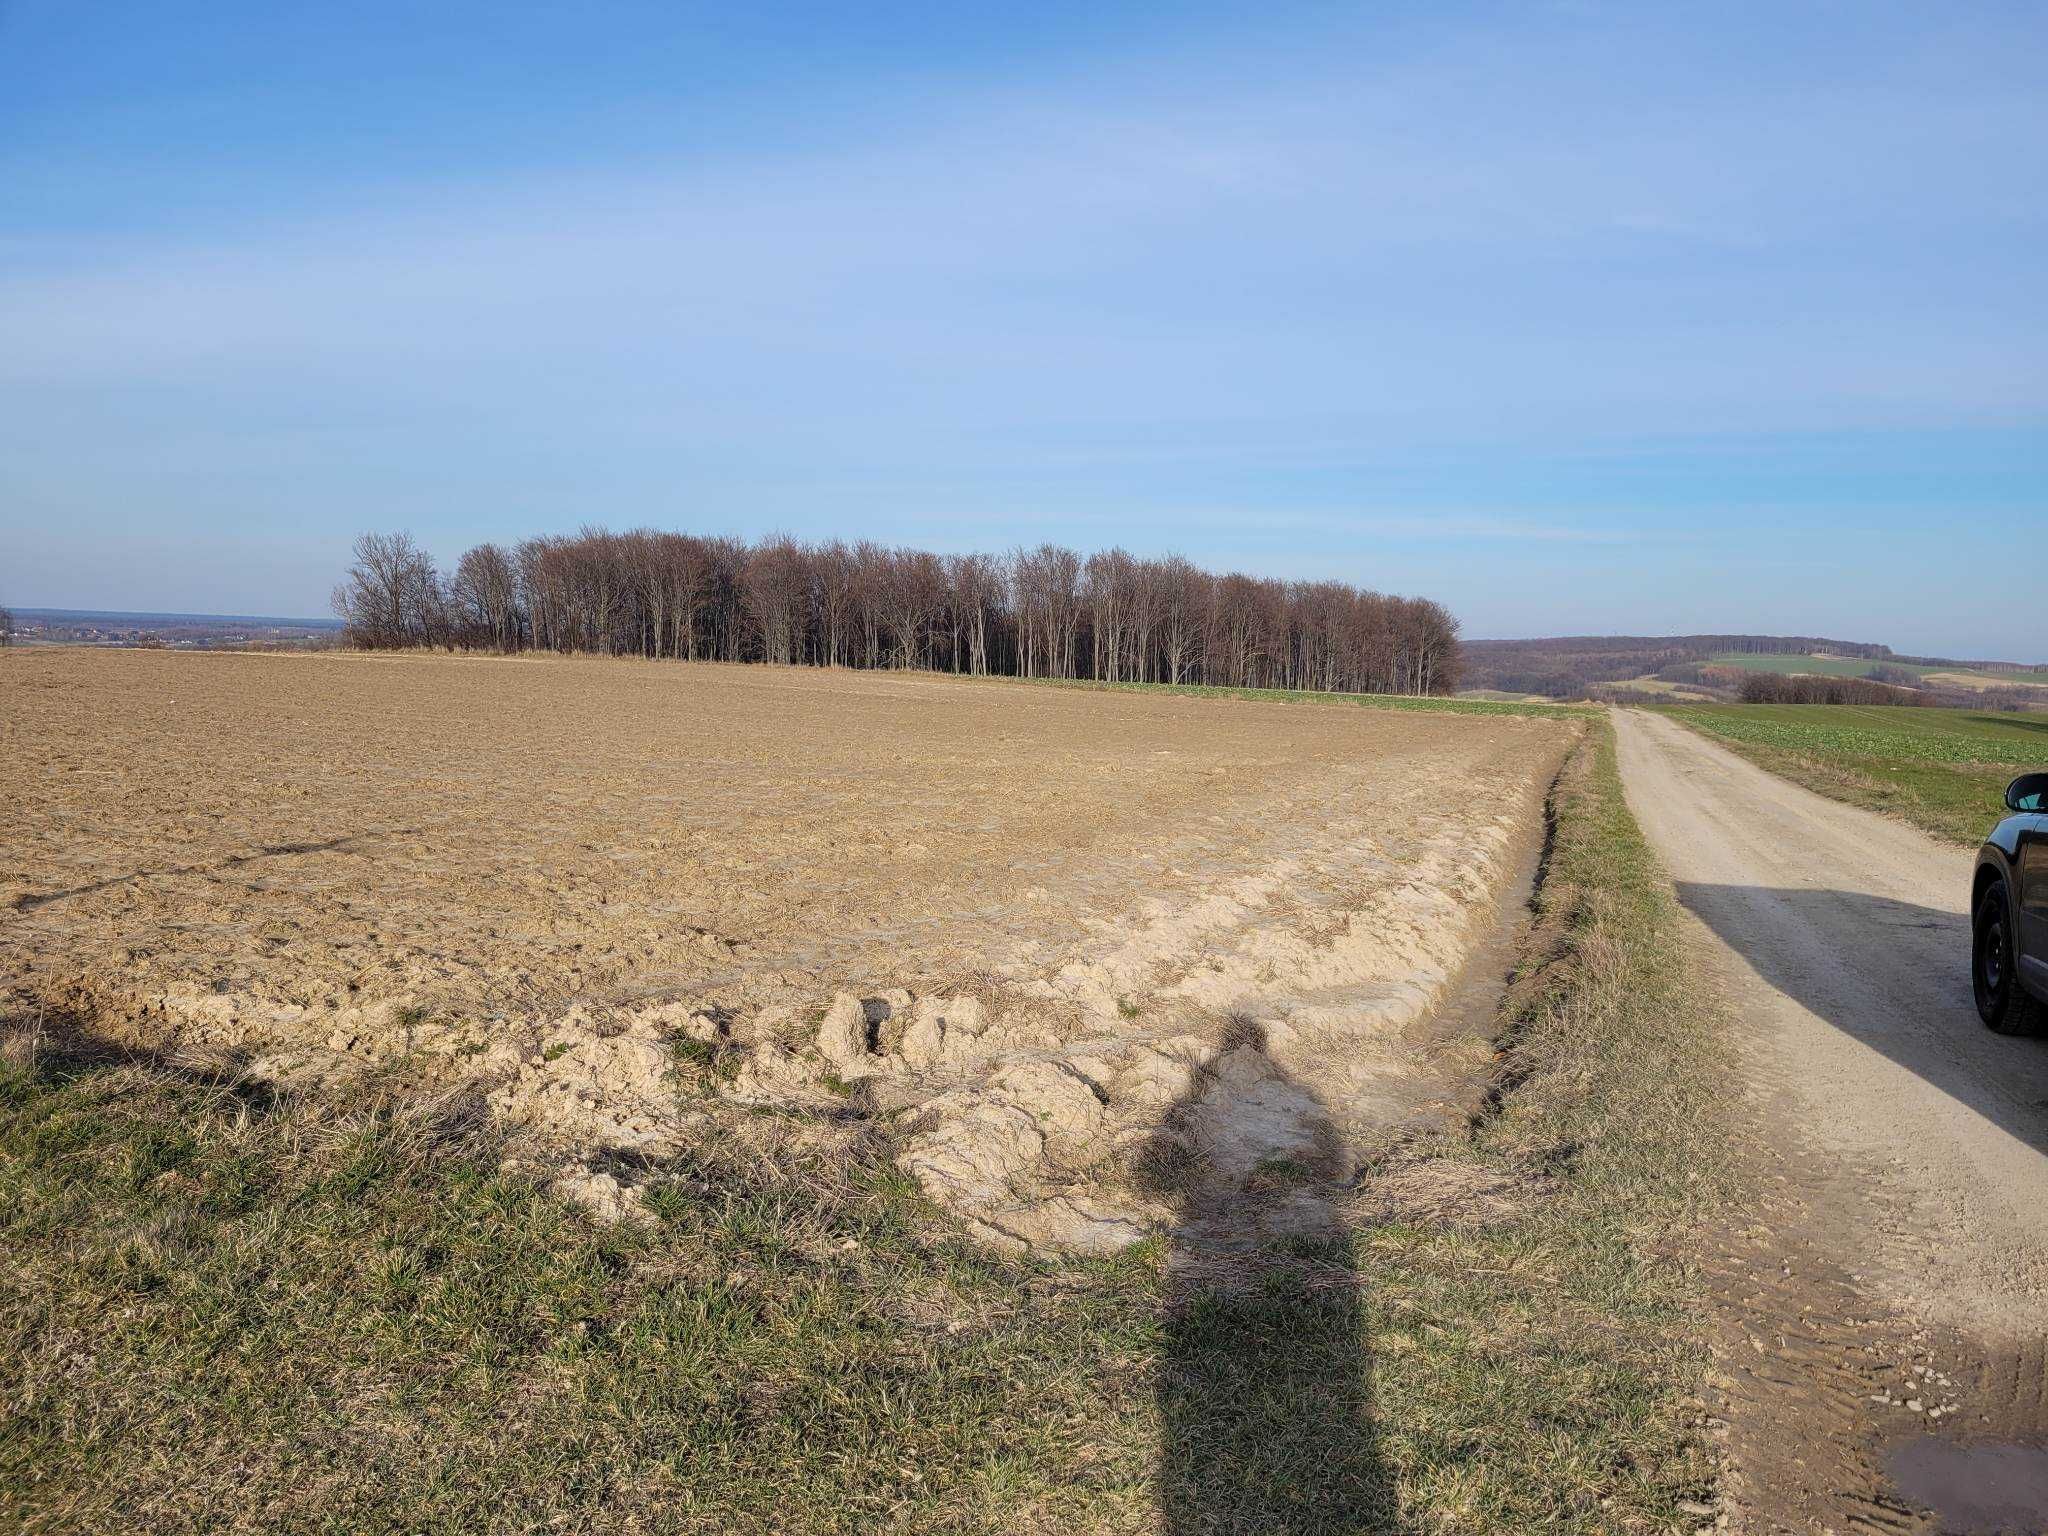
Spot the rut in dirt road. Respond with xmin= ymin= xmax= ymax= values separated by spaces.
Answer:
xmin=1613 ymin=707 xmax=2048 ymax=1340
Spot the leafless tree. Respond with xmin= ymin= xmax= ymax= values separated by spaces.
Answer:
xmin=849 ymin=541 xmax=889 ymax=669
xmin=618 ymin=530 xmax=666 ymax=658
xmin=946 ymin=553 xmax=1003 ymax=676
xmin=1152 ymin=556 xmax=1204 ymax=684
xmin=0 ymin=604 xmax=14 ymax=648
xmin=572 ymin=526 xmax=629 ymax=654
xmin=662 ymin=534 xmax=713 ymax=660
xmin=333 ymin=531 xmax=441 ymax=648
xmin=741 ymin=537 xmax=809 ymax=665
xmin=875 ymin=548 xmax=945 ymax=669
xmin=451 ymin=543 xmax=523 ymax=652
xmin=1009 ymin=543 xmax=1083 ymax=679
xmin=814 ymin=540 xmax=856 ymax=667
xmin=1084 ymin=549 xmax=1137 ymax=682
xmin=692 ymin=537 xmax=744 ymax=662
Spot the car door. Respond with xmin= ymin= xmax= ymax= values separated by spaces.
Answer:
xmin=2020 ymin=811 xmax=2048 ymax=992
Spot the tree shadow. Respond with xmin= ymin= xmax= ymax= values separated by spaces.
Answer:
xmin=12 ymin=830 xmax=411 ymax=912
xmin=1136 ymin=1020 xmax=1405 ymax=1535
xmin=1964 ymin=714 xmax=2048 ymax=735
xmin=1673 ymin=883 xmax=2048 ymax=1161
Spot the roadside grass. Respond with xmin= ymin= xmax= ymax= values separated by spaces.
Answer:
xmin=1656 ymin=701 xmax=2048 ymax=843
xmin=1 ymin=728 xmax=1726 ymax=1534
xmin=1009 ymin=673 xmax=1597 ymax=720
xmin=1346 ymin=723 xmax=1731 ymax=1530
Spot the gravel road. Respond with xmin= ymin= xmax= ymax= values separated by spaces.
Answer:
xmin=1612 ymin=708 xmax=2048 ymax=1340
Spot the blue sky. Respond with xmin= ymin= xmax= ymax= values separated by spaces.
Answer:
xmin=1 ymin=1 xmax=2043 ymax=656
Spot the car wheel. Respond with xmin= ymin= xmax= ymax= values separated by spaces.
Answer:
xmin=1974 ymin=881 xmax=2044 ymax=1036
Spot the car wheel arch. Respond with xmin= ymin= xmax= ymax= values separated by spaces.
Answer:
xmin=1974 ymin=858 xmax=2013 ymax=917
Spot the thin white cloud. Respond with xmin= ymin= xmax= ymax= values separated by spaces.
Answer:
xmin=1160 ymin=510 xmax=1687 ymax=544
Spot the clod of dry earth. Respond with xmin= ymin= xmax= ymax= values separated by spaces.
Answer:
xmin=2 ymin=650 xmax=1571 ymax=1250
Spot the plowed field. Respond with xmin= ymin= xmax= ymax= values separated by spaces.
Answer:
xmin=2 ymin=649 xmax=1572 ymax=1244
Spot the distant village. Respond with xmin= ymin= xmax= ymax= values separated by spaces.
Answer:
xmin=7 ymin=610 xmax=341 ymax=651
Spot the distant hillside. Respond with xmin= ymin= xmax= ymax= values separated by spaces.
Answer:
xmin=1462 ymin=634 xmax=2046 ymax=701
xmin=1461 ymin=635 xmax=1884 ymax=698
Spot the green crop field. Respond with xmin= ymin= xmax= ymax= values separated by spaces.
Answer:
xmin=1706 ymin=652 xmax=2048 ymax=689
xmin=1657 ymin=702 xmax=2048 ymax=843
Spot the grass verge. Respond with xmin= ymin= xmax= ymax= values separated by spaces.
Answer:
xmin=1337 ymin=721 xmax=1732 ymax=1530
xmin=1655 ymin=701 xmax=2046 ymax=843
xmin=1 ymin=726 xmax=1725 ymax=1534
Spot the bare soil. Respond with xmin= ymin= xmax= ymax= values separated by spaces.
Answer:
xmin=2 ymin=649 xmax=1571 ymax=1247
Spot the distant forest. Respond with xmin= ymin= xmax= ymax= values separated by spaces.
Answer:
xmin=334 ymin=530 xmax=1463 ymax=696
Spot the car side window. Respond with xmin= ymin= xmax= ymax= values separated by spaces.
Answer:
xmin=2008 ymin=774 xmax=2048 ymax=813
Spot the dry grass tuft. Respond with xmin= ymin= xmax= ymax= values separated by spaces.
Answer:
xmin=1352 ymin=1157 xmax=1539 ymax=1229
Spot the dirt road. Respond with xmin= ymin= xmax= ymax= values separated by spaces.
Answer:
xmin=1615 ymin=707 xmax=2048 ymax=1336
xmin=1615 ymin=707 xmax=2048 ymax=1528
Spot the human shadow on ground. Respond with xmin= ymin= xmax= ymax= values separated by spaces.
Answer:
xmin=1134 ymin=1020 xmax=1405 ymax=1535
xmin=1674 ymin=884 xmax=2048 ymax=1162
xmin=0 ymin=999 xmax=282 ymax=1116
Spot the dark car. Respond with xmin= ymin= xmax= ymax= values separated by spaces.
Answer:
xmin=1973 ymin=772 xmax=2048 ymax=1034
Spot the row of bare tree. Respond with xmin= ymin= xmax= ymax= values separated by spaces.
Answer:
xmin=1735 ymin=671 xmax=1934 ymax=707
xmin=334 ymin=528 xmax=1463 ymax=695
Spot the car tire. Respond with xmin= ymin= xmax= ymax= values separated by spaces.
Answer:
xmin=1974 ymin=880 xmax=2044 ymax=1036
